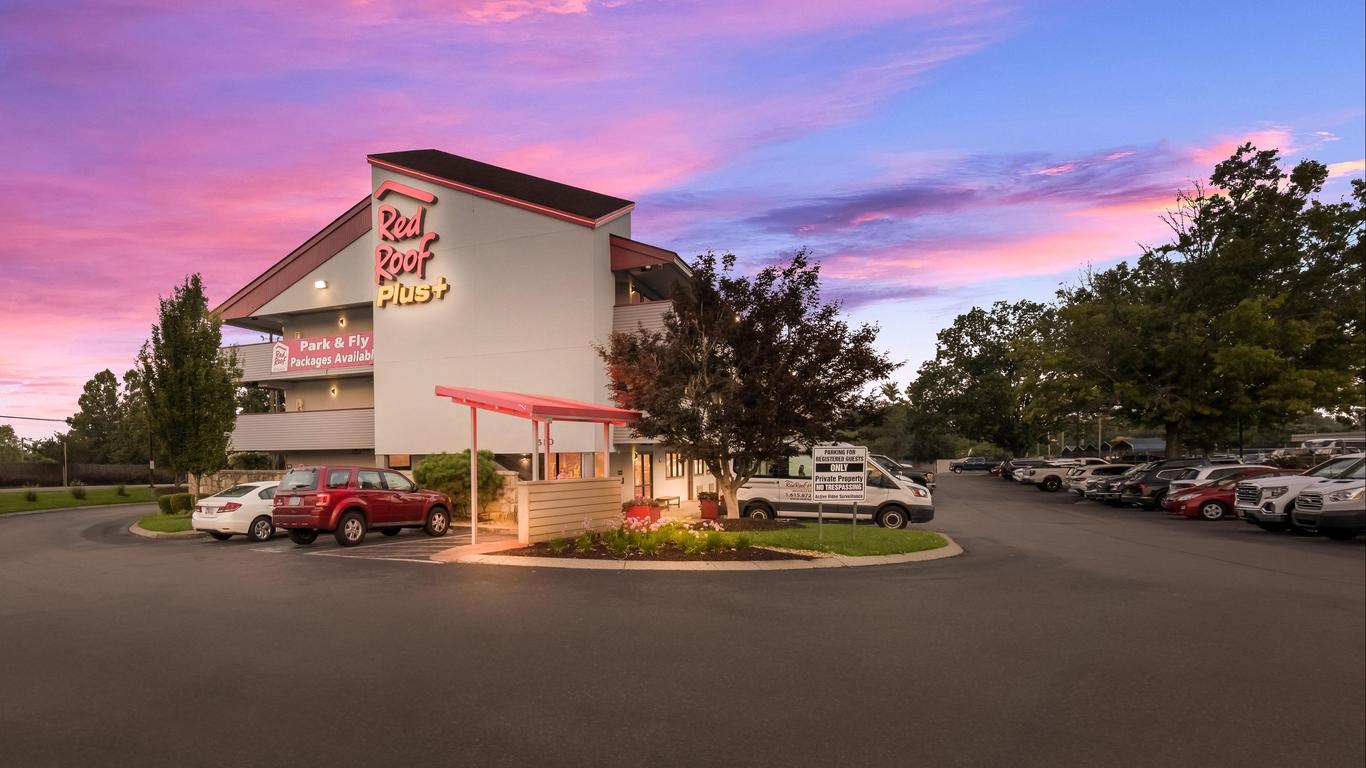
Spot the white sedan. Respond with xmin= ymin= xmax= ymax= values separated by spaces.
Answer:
xmin=192 ymin=481 xmax=280 ymax=542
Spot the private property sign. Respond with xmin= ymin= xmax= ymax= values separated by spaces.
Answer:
xmin=812 ymin=445 xmax=867 ymax=502
xmin=270 ymin=332 xmax=373 ymax=373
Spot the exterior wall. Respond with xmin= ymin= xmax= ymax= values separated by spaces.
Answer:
xmin=256 ymin=231 xmax=375 ymax=315
xmin=281 ymin=308 xmax=373 ymax=340
xmin=230 ymin=409 xmax=374 ymax=452
xmin=516 ymin=477 xmax=624 ymax=543
xmin=283 ymin=449 xmax=378 ymax=468
xmin=369 ymin=166 xmax=631 ymax=457
xmin=281 ymin=377 xmax=375 ymax=411
xmin=612 ymin=301 xmax=672 ymax=334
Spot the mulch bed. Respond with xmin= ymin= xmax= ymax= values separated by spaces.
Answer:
xmin=712 ymin=518 xmax=801 ymax=532
xmin=501 ymin=541 xmax=810 ymax=561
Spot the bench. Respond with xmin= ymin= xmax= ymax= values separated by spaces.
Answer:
xmin=654 ymin=496 xmax=681 ymax=509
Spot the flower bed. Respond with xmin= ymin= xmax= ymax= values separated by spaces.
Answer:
xmin=503 ymin=517 xmax=810 ymax=561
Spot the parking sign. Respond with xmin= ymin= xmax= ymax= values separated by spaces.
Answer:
xmin=812 ymin=445 xmax=867 ymax=502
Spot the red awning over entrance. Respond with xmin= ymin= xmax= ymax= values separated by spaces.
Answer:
xmin=433 ymin=386 xmax=640 ymax=425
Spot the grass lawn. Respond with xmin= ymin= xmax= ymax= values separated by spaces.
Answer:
xmin=728 ymin=523 xmax=948 ymax=557
xmin=137 ymin=513 xmax=193 ymax=533
xmin=0 ymin=486 xmax=157 ymax=516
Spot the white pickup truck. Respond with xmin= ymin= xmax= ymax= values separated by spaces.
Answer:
xmin=1236 ymin=453 xmax=1364 ymax=532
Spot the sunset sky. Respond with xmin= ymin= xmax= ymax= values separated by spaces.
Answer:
xmin=2 ymin=0 xmax=1363 ymax=439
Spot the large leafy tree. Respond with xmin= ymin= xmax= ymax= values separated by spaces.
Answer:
xmin=599 ymin=249 xmax=897 ymax=517
xmin=111 ymin=368 xmax=158 ymax=467
xmin=66 ymin=369 xmax=122 ymax=463
xmin=909 ymin=300 xmax=1060 ymax=456
xmin=0 ymin=425 xmax=26 ymax=462
xmin=139 ymin=274 xmax=240 ymax=495
xmin=1053 ymin=146 xmax=1364 ymax=456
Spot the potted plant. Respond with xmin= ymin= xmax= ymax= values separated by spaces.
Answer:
xmin=622 ymin=496 xmax=661 ymax=522
xmin=697 ymin=491 xmax=720 ymax=520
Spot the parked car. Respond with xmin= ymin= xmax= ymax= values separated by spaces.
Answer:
xmin=999 ymin=457 xmax=1047 ymax=481
xmin=737 ymin=456 xmax=933 ymax=528
xmin=1094 ymin=463 xmax=1154 ymax=505
xmin=1066 ymin=464 xmax=1134 ymax=496
xmin=1168 ymin=464 xmax=1273 ymax=494
xmin=272 ymin=466 xmax=454 ymax=546
xmin=1018 ymin=462 xmax=1075 ymax=491
xmin=1120 ymin=458 xmax=1221 ymax=508
xmin=1159 ymin=467 xmax=1296 ymax=520
xmin=949 ymin=456 xmax=995 ymax=473
xmin=871 ymin=454 xmax=935 ymax=491
xmin=1236 ymin=454 xmax=1365 ymax=533
xmin=1291 ymin=470 xmax=1365 ymax=541
xmin=191 ymin=481 xmax=280 ymax=542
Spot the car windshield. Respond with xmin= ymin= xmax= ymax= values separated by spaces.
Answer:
xmin=214 ymin=485 xmax=257 ymax=498
xmin=278 ymin=469 xmax=318 ymax=491
xmin=1305 ymin=457 xmax=1365 ymax=479
xmin=1175 ymin=468 xmax=1200 ymax=480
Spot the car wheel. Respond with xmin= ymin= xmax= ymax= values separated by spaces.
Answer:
xmin=208 ymin=531 xmax=232 ymax=541
xmin=1040 ymin=477 xmax=1061 ymax=492
xmin=380 ymin=527 xmax=401 ymax=537
xmin=423 ymin=507 xmax=450 ymax=537
xmin=1325 ymin=529 xmax=1359 ymax=541
xmin=1198 ymin=501 xmax=1227 ymax=521
xmin=952 ymin=468 xmax=961 ymax=474
xmin=287 ymin=529 xmax=318 ymax=546
xmin=334 ymin=511 xmax=367 ymax=547
xmin=745 ymin=503 xmax=774 ymax=521
xmin=247 ymin=515 xmax=274 ymax=542
xmin=878 ymin=506 xmax=908 ymax=529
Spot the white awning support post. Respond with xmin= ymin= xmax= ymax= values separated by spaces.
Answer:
xmin=530 ymin=419 xmax=540 ymax=481
xmin=469 ymin=406 xmax=479 ymax=546
xmin=543 ymin=420 xmax=553 ymax=478
xmin=601 ymin=422 xmax=612 ymax=478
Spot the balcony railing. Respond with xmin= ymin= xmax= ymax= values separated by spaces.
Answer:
xmin=230 ymin=408 xmax=375 ymax=453
xmin=225 ymin=341 xmax=373 ymax=384
xmin=612 ymin=300 xmax=671 ymax=335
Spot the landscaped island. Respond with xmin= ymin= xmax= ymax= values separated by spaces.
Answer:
xmin=502 ymin=517 xmax=948 ymax=561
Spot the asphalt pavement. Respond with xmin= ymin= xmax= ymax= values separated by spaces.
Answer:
xmin=1 ymin=475 xmax=1361 ymax=767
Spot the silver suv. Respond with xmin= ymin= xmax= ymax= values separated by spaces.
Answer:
xmin=1236 ymin=454 xmax=1364 ymax=532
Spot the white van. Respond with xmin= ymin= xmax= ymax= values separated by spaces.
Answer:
xmin=736 ymin=454 xmax=934 ymax=528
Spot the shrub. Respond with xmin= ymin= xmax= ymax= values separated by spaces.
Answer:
xmin=604 ymin=530 xmax=629 ymax=557
xmin=22 ymin=483 xmax=39 ymax=503
xmin=735 ymin=534 xmax=753 ymax=550
xmin=697 ymin=491 xmax=718 ymax=501
xmin=157 ymin=495 xmax=173 ymax=515
xmin=69 ymin=480 xmax=87 ymax=500
xmin=703 ymin=531 xmax=725 ymax=553
xmin=168 ymin=493 xmax=194 ymax=513
xmin=115 ymin=484 xmax=128 ymax=497
xmin=412 ymin=450 xmax=505 ymax=520
xmin=547 ymin=538 xmax=569 ymax=556
xmin=620 ymin=496 xmax=662 ymax=513
xmin=639 ymin=535 xmax=662 ymax=557
xmin=573 ymin=532 xmax=595 ymax=552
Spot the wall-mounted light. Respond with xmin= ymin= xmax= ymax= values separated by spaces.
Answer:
xmin=329 ymin=384 xmax=338 ymax=398
xmin=337 ymin=315 xmax=347 ymax=328
xmin=314 ymin=280 xmax=328 ymax=289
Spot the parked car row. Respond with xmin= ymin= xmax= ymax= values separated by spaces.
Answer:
xmin=996 ymin=453 xmax=1365 ymax=540
xmin=191 ymin=465 xmax=455 ymax=547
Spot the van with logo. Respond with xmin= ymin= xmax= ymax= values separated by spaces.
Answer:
xmin=735 ymin=453 xmax=934 ymax=529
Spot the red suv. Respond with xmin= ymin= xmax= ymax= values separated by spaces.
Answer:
xmin=272 ymin=466 xmax=453 ymax=547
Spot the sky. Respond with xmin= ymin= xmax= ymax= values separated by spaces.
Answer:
xmin=1 ymin=0 xmax=1363 ymax=439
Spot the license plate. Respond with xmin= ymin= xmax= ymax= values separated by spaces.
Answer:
xmin=288 ymin=497 xmax=301 ymax=506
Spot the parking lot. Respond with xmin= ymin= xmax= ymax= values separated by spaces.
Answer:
xmin=1 ymin=474 xmax=1361 ymax=768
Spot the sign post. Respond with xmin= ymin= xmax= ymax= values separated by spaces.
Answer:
xmin=812 ymin=445 xmax=867 ymax=542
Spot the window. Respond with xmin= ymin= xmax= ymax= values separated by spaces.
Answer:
xmin=357 ymin=470 xmax=383 ymax=490
xmin=383 ymin=471 xmax=416 ymax=492
xmin=665 ymin=452 xmax=686 ymax=478
xmin=216 ymin=485 xmax=257 ymax=497
xmin=280 ymin=469 xmax=318 ymax=491
xmin=692 ymin=459 xmax=706 ymax=475
xmin=388 ymin=453 xmax=412 ymax=470
xmin=257 ymin=487 xmax=276 ymax=500
xmin=867 ymin=466 xmax=896 ymax=489
xmin=326 ymin=469 xmax=352 ymax=489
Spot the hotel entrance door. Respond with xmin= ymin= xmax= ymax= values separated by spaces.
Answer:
xmin=633 ymin=450 xmax=653 ymax=498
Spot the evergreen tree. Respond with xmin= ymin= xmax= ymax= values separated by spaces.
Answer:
xmin=67 ymin=369 xmax=121 ymax=463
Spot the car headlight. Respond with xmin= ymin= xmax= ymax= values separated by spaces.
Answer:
xmin=1327 ymin=487 xmax=1366 ymax=502
xmin=911 ymin=487 xmax=929 ymax=498
xmin=1265 ymin=486 xmax=1289 ymax=499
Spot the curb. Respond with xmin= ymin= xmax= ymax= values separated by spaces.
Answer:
xmin=454 ymin=534 xmax=964 ymax=571
xmin=1 ymin=501 xmax=160 ymax=519
xmin=128 ymin=522 xmax=205 ymax=540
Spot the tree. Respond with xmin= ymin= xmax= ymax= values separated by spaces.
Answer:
xmin=237 ymin=386 xmax=279 ymax=414
xmin=67 ymin=369 xmax=122 ymax=463
xmin=110 ymin=369 xmax=156 ymax=466
xmin=0 ymin=425 xmax=26 ymax=462
xmin=598 ymin=249 xmax=897 ymax=517
xmin=412 ymin=450 xmax=505 ymax=521
xmin=909 ymin=300 xmax=1060 ymax=456
xmin=1052 ymin=146 xmax=1364 ymax=457
xmin=139 ymin=274 xmax=240 ymax=495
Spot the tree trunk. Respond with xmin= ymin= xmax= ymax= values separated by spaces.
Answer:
xmin=1164 ymin=422 xmax=1183 ymax=459
xmin=720 ymin=481 xmax=743 ymax=519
